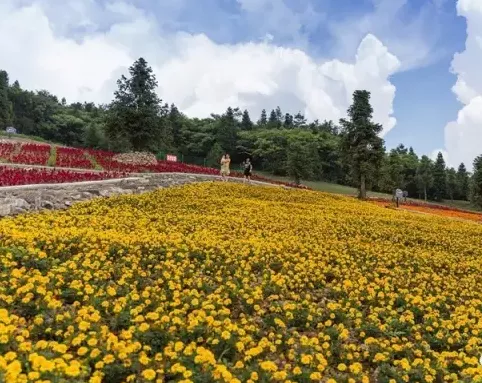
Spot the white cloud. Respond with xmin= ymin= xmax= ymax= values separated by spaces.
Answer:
xmin=0 ymin=0 xmax=400 ymax=136
xmin=327 ymin=0 xmax=447 ymax=71
xmin=442 ymin=0 xmax=482 ymax=170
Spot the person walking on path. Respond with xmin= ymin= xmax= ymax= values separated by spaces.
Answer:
xmin=243 ymin=158 xmax=253 ymax=183
xmin=220 ymin=154 xmax=231 ymax=181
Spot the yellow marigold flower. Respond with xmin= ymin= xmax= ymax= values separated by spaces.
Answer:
xmin=260 ymin=361 xmax=277 ymax=372
xmin=65 ymin=363 xmax=81 ymax=377
xmin=338 ymin=363 xmax=347 ymax=371
xmin=349 ymin=362 xmax=363 ymax=374
xmin=142 ymin=369 xmax=156 ymax=381
xmin=310 ymin=372 xmax=322 ymax=380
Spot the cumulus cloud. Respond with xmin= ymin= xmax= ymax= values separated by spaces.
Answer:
xmin=0 ymin=0 xmax=400 ymax=136
xmin=326 ymin=0 xmax=448 ymax=72
xmin=443 ymin=0 xmax=482 ymax=170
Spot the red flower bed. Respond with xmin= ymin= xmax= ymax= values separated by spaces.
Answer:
xmin=56 ymin=147 xmax=94 ymax=169
xmin=0 ymin=142 xmax=17 ymax=160
xmin=0 ymin=144 xmax=310 ymax=189
xmin=11 ymin=144 xmax=50 ymax=166
xmin=0 ymin=167 xmax=124 ymax=186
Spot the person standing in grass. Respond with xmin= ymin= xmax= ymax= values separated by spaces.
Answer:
xmin=220 ymin=154 xmax=231 ymax=181
xmin=243 ymin=158 xmax=253 ymax=183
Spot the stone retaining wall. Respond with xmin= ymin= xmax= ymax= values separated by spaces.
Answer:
xmin=0 ymin=173 xmax=280 ymax=217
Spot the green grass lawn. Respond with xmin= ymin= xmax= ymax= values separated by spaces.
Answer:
xmin=0 ymin=131 xmax=59 ymax=145
xmin=258 ymin=172 xmax=390 ymax=198
xmin=257 ymin=171 xmax=482 ymax=212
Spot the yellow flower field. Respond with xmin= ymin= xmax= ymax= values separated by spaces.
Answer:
xmin=0 ymin=183 xmax=482 ymax=383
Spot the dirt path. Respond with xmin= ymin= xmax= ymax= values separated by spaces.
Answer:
xmin=398 ymin=206 xmax=482 ymax=225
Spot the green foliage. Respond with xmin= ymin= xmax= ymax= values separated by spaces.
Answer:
xmin=241 ymin=109 xmax=253 ymax=131
xmin=286 ymin=138 xmax=318 ymax=184
xmin=216 ymin=107 xmax=238 ymax=155
xmin=432 ymin=152 xmax=447 ymax=201
xmin=378 ymin=145 xmax=419 ymax=197
xmin=416 ymin=155 xmax=434 ymax=201
xmin=47 ymin=146 xmax=57 ymax=167
xmin=446 ymin=167 xmax=457 ymax=201
xmin=0 ymin=63 xmax=478 ymax=206
xmin=267 ymin=107 xmax=282 ymax=129
xmin=257 ymin=109 xmax=267 ymax=127
xmin=456 ymin=163 xmax=469 ymax=200
xmin=50 ymin=113 xmax=85 ymax=147
xmin=84 ymin=124 xmax=105 ymax=149
xmin=472 ymin=155 xmax=482 ymax=208
xmin=206 ymin=143 xmax=224 ymax=168
xmin=105 ymin=58 xmax=163 ymax=152
xmin=0 ymin=71 xmax=12 ymax=129
xmin=339 ymin=90 xmax=384 ymax=199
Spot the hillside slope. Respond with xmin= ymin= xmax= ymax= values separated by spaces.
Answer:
xmin=0 ymin=184 xmax=481 ymax=382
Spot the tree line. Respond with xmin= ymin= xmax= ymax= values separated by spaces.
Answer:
xmin=1 ymin=58 xmax=482 ymax=206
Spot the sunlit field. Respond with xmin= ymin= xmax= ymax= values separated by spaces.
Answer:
xmin=0 ymin=183 xmax=482 ymax=382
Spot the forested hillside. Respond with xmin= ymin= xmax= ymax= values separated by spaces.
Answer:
xmin=1 ymin=58 xmax=481 ymax=205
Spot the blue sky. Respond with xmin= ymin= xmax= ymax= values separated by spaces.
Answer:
xmin=387 ymin=2 xmax=467 ymax=156
xmin=0 ymin=0 xmax=481 ymax=168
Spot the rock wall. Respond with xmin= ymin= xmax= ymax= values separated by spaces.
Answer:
xmin=0 ymin=173 xmax=280 ymax=217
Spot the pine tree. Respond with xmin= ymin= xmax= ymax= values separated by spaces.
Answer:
xmin=169 ymin=104 xmax=183 ymax=149
xmin=293 ymin=112 xmax=307 ymax=128
xmin=268 ymin=109 xmax=278 ymax=129
xmin=472 ymin=155 xmax=482 ymax=207
xmin=216 ymin=107 xmax=238 ymax=155
xmin=241 ymin=110 xmax=253 ymax=131
xmin=416 ymin=155 xmax=434 ymax=201
xmin=284 ymin=113 xmax=293 ymax=128
xmin=456 ymin=162 xmax=469 ymax=200
xmin=446 ymin=167 xmax=457 ymax=201
xmin=105 ymin=58 xmax=162 ymax=152
xmin=339 ymin=90 xmax=384 ymax=199
xmin=432 ymin=152 xmax=446 ymax=201
xmin=257 ymin=109 xmax=267 ymax=126
xmin=275 ymin=106 xmax=283 ymax=123
xmin=0 ymin=70 xmax=12 ymax=129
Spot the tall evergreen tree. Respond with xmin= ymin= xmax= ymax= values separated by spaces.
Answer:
xmin=432 ymin=152 xmax=447 ymax=201
xmin=0 ymin=70 xmax=12 ymax=129
xmin=339 ymin=90 xmax=384 ymax=199
xmin=257 ymin=109 xmax=267 ymax=126
xmin=268 ymin=109 xmax=279 ymax=129
xmin=446 ymin=167 xmax=457 ymax=201
xmin=416 ymin=155 xmax=434 ymax=201
xmin=169 ymin=104 xmax=183 ymax=149
xmin=456 ymin=162 xmax=469 ymax=200
xmin=275 ymin=106 xmax=283 ymax=122
xmin=216 ymin=107 xmax=238 ymax=155
xmin=241 ymin=110 xmax=253 ymax=131
xmin=105 ymin=58 xmax=162 ymax=152
xmin=472 ymin=155 xmax=482 ymax=207
xmin=284 ymin=113 xmax=294 ymax=128
xmin=293 ymin=112 xmax=307 ymax=128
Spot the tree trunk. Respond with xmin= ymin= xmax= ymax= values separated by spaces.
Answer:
xmin=424 ymin=186 xmax=427 ymax=201
xmin=359 ymin=174 xmax=367 ymax=200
